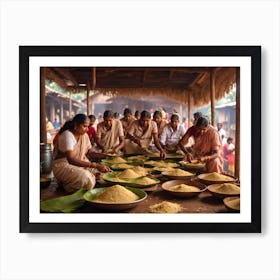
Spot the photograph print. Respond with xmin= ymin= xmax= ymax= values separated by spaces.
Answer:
xmin=19 ymin=46 xmax=261 ymax=233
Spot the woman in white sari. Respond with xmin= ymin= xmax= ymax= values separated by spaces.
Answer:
xmin=125 ymin=110 xmax=166 ymax=159
xmin=96 ymin=110 xmax=125 ymax=154
xmin=52 ymin=114 xmax=110 ymax=193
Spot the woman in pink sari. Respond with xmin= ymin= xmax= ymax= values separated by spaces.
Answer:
xmin=183 ymin=116 xmax=223 ymax=173
xmin=52 ymin=114 xmax=110 ymax=193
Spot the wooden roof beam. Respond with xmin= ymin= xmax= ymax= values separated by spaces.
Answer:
xmin=52 ymin=68 xmax=79 ymax=87
xmin=168 ymin=69 xmax=174 ymax=80
xmin=142 ymin=69 xmax=149 ymax=83
xmin=45 ymin=68 xmax=69 ymax=90
xmin=189 ymin=72 xmax=208 ymax=87
xmin=92 ymin=67 xmax=96 ymax=90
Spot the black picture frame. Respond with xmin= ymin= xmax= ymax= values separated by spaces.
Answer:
xmin=19 ymin=46 xmax=261 ymax=233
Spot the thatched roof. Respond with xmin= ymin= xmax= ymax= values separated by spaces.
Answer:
xmin=45 ymin=67 xmax=236 ymax=107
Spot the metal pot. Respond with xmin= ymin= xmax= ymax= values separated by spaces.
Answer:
xmin=40 ymin=143 xmax=53 ymax=175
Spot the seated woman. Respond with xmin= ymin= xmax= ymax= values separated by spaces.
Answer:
xmin=96 ymin=110 xmax=125 ymax=154
xmin=160 ymin=114 xmax=186 ymax=152
xmin=125 ymin=110 xmax=166 ymax=159
xmin=52 ymin=114 xmax=110 ymax=193
xmin=181 ymin=116 xmax=223 ymax=173
xmin=120 ymin=108 xmax=135 ymax=136
xmin=152 ymin=110 xmax=167 ymax=138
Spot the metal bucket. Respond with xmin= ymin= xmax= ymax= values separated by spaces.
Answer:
xmin=40 ymin=143 xmax=53 ymax=175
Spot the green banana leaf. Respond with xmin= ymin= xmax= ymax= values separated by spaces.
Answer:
xmin=102 ymin=171 xmax=160 ymax=188
xmin=40 ymin=188 xmax=87 ymax=213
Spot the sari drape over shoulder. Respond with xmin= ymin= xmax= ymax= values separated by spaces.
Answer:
xmin=120 ymin=117 xmax=135 ymax=136
xmin=125 ymin=120 xmax=157 ymax=154
xmin=193 ymin=126 xmax=223 ymax=173
xmin=52 ymin=132 xmax=97 ymax=193
xmin=96 ymin=119 xmax=124 ymax=151
xmin=157 ymin=120 xmax=167 ymax=137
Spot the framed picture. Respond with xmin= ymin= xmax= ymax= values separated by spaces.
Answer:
xmin=20 ymin=46 xmax=261 ymax=233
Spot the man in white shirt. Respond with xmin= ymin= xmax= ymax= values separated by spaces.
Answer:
xmin=160 ymin=114 xmax=186 ymax=152
xmin=217 ymin=123 xmax=227 ymax=145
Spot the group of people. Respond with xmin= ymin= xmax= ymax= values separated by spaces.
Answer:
xmin=51 ymin=108 xmax=235 ymax=193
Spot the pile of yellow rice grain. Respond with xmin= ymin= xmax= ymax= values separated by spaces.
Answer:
xmin=164 ymin=169 xmax=193 ymax=176
xmin=169 ymin=184 xmax=200 ymax=192
xmin=149 ymin=201 xmax=182 ymax=213
xmin=214 ymin=183 xmax=240 ymax=195
xmin=225 ymin=198 xmax=240 ymax=210
xmin=116 ymin=169 xmax=141 ymax=179
xmin=135 ymin=177 xmax=158 ymax=185
xmin=203 ymin=172 xmax=233 ymax=181
xmin=92 ymin=185 xmax=139 ymax=203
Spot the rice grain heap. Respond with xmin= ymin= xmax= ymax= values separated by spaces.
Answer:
xmin=149 ymin=201 xmax=182 ymax=213
xmin=214 ymin=183 xmax=240 ymax=195
xmin=112 ymin=163 xmax=135 ymax=169
xmin=92 ymin=185 xmax=139 ymax=203
xmin=116 ymin=169 xmax=141 ymax=179
xmin=127 ymin=155 xmax=147 ymax=161
xmin=131 ymin=166 xmax=148 ymax=176
xmin=107 ymin=157 xmax=127 ymax=164
xmin=203 ymin=172 xmax=234 ymax=181
xmin=149 ymin=161 xmax=179 ymax=168
xmin=154 ymin=166 xmax=176 ymax=172
xmin=135 ymin=177 xmax=158 ymax=185
xmin=225 ymin=198 xmax=240 ymax=210
xmin=163 ymin=169 xmax=193 ymax=176
xmin=169 ymin=184 xmax=200 ymax=192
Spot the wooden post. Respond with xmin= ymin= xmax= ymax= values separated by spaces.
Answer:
xmin=235 ymin=68 xmax=240 ymax=178
xmin=60 ymin=100 xmax=64 ymax=125
xmin=132 ymin=104 xmax=136 ymax=115
xmin=210 ymin=69 xmax=215 ymax=126
xmin=91 ymin=102 xmax=95 ymax=116
xmin=187 ymin=92 xmax=191 ymax=128
xmin=69 ymin=92 xmax=72 ymax=119
xmin=40 ymin=67 xmax=47 ymax=143
xmin=87 ymin=84 xmax=90 ymax=115
xmin=92 ymin=67 xmax=96 ymax=89
xmin=90 ymin=67 xmax=97 ymax=116
xmin=50 ymin=101 xmax=55 ymax=123
xmin=179 ymin=104 xmax=183 ymax=122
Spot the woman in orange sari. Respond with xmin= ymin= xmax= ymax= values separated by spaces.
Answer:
xmin=183 ymin=116 xmax=223 ymax=173
xmin=52 ymin=114 xmax=110 ymax=193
